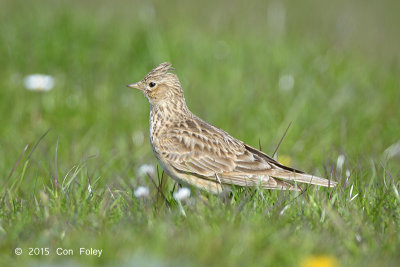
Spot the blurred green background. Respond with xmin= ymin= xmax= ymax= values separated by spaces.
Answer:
xmin=1 ymin=0 xmax=400 ymax=266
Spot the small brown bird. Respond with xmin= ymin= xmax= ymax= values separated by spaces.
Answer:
xmin=128 ymin=63 xmax=337 ymax=194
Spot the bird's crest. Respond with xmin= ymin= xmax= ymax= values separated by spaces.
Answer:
xmin=145 ymin=62 xmax=174 ymax=80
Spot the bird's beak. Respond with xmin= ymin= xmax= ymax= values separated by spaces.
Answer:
xmin=127 ymin=82 xmax=141 ymax=90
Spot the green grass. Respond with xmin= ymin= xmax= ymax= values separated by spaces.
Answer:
xmin=1 ymin=0 xmax=400 ymax=266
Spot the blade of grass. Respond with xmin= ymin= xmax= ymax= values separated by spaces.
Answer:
xmin=273 ymin=121 xmax=292 ymax=158
xmin=2 ymin=144 xmax=29 ymax=189
xmin=27 ymin=128 xmax=51 ymax=160
xmin=54 ymin=136 xmax=59 ymax=195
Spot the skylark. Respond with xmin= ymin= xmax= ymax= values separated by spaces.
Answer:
xmin=128 ymin=62 xmax=337 ymax=194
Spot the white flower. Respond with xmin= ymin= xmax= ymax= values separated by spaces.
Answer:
xmin=346 ymin=169 xmax=350 ymax=179
xmin=24 ymin=74 xmax=54 ymax=91
xmin=336 ymin=154 xmax=345 ymax=172
xmin=355 ymin=233 xmax=362 ymax=243
xmin=138 ymin=164 xmax=155 ymax=177
xmin=134 ymin=186 xmax=150 ymax=198
xmin=173 ymin=187 xmax=191 ymax=201
xmin=278 ymin=74 xmax=294 ymax=91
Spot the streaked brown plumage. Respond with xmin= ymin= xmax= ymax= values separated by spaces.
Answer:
xmin=128 ymin=62 xmax=337 ymax=194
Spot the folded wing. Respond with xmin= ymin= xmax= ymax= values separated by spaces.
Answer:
xmin=156 ymin=116 xmax=336 ymax=190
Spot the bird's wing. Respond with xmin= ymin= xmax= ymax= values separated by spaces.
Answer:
xmin=157 ymin=117 xmax=335 ymax=188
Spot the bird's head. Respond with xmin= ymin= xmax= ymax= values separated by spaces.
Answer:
xmin=128 ymin=62 xmax=184 ymax=106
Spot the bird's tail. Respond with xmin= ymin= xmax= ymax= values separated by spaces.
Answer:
xmin=269 ymin=169 xmax=337 ymax=187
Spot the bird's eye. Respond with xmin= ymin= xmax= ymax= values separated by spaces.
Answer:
xmin=149 ymin=82 xmax=156 ymax=88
